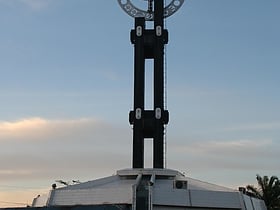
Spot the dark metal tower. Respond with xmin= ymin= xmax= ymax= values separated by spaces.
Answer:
xmin=118 ymin=0 xmax=184 ymax=169
xmin=129 ymin=0 xmax=168 ymax=169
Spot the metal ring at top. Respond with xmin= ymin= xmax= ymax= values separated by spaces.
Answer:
xmin=118 ymin=0 xmax=184 ymax=21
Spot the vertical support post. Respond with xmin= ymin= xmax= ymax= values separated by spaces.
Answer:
xmin=153 ymin=0 xmax=165 ymax=169
xmin=132 ymin=18 xmax=146 ymax=168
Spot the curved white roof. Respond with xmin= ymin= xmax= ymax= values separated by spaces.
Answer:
xmin=31 ymin=168 xmax=266 ymax=210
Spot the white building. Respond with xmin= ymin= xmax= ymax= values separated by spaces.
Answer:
xmin=32 ymin=168 xmax=266 ymax=210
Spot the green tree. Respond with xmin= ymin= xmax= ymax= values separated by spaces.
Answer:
xmin=246 ymin=175 xmax=280 ymax=210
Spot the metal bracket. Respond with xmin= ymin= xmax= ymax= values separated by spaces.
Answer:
xmin=118 ymin=0 xmax=184 ymax=21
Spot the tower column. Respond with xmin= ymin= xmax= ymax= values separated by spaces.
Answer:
xmin=132 ymin=18 xmax=146 ymax=168
xmin=153 ymin=0 xmax=165 ymax=168
xmin=129 ymin=0 xmax=169 ymax=169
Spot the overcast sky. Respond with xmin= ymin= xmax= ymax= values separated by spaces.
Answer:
xmin=0 ymin=0 xmax=280 ymax=207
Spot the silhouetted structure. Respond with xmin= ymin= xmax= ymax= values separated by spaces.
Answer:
xmin=129 ymin=0 xmax=169 ymax=169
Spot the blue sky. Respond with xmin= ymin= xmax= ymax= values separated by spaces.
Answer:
xmin=0 ymin=0 xmax=279 ymax=207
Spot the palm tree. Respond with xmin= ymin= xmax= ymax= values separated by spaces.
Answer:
xmin=246 ymin=175 xmax=280 ymax=210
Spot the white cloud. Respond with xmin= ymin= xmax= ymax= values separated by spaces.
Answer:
xmin=172 ymin=139 xmax=273 ymax=154
xmin=0 ymin=117 xmax=104 ymax=141
xmin=0 ymin=118 xmax=48 ymax=140
xmin=168 ymin=138 xmax=279 ymax=172
xmin=19 ymin=0 xmax=51 ymax=10
xmin=0 ymin=117 xmax=132 ymax=184
xmin=224 ymin=122 xmax=280 ymax=131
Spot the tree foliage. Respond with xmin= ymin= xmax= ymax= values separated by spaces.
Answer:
xmin=246 ymin=175 xmax=280 ymax=210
